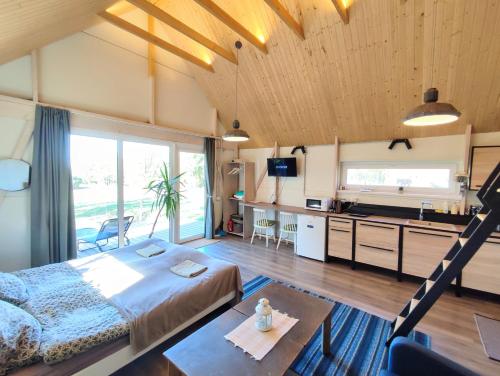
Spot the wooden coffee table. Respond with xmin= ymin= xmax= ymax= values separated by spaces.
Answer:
xmin=164 ymin=283 xmax=334 ymax=376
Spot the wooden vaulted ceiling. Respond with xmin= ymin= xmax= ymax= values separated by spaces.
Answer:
xmin=2 ymin=1 xmax=500 ymax=148
xmin=152 ymin=0 xmax=500 ymax=148
xmin=0 ymin=0 xmax=118 ymax=65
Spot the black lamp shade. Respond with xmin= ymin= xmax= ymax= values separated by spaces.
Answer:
xmin=403 ymin=88 xmax=461 ymax=126
xmin=222 ymin=119 xmax=249 ymax=142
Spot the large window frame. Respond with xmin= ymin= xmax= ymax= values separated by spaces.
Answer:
xmin=71 ymin=129 xmax=205 ymax=246
xmin=340 ymin=161 xmax=461 ymax=198
xmin=175 ymin=143 xmax=206 ymax=243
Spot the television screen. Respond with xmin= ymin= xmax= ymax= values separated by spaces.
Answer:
xmin=267 ymin=158 xmax=297 ymax=177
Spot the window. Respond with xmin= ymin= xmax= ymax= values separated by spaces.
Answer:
xmin=71 ymin=135 xmax=118 ymax=250
xmin=71 ymin=132 xmax=206 ymax=256
xmin=178 ymin=150 xmax=205 ymax=241
xmin=123 ymin=141 xmax=171 ymax=243
xmin=341 ymin=161 xmax=459 ymax=196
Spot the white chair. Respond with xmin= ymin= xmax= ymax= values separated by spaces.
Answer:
xmin=276 ymin=212 xmax=297 ymax=253
xmin=250 ymin=208 xmax=276 ymax=248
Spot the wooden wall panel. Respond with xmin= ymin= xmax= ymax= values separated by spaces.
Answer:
xmin=0 ymin=0 xmax=117 ymax=64
xmin=1 ymin=0 xmax=500 ymax=148
xmin=148 ymin=0 xmax=499 ymax=148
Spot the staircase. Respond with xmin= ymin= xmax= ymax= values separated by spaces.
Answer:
xmin=387 ymin=162 xmax=500 ymax=346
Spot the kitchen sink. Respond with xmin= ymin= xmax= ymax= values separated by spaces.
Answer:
xmin=406 ymin=219 xmax=457 ymax=231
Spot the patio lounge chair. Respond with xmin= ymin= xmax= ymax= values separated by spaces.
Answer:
xmin=76 ymin=216 xmax=134 ymax=251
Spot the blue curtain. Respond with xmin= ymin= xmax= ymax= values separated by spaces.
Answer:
xmin=31 ymin=105 xmax=77 ymax=266
xmin=204 ymin=137 xmax=216 ymax=239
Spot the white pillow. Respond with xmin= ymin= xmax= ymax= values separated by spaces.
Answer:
xmin=0 ymin=272 xmax=29 ymax=305
xmin=0 ymin=300 xmax=41 ymax=375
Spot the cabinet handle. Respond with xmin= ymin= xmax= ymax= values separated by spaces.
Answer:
xmin=330 ymin=219 xmax=351 ymax=224
xmin=485 ymin=240 xmax=500 ymax=245
xmin=408 ymin=230 xmax=454 ymax=239
xmin=475 ymin=184 xmax=482 ymax=188
xmin=330 ymin=228 xmax=350 ymax=233
xmin=359 ymin=223 xmax=395 ymax=230
xmin=358 ymin=243 xmax=394 ymax=252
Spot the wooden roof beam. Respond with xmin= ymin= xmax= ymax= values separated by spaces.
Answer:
xmin=127 ymin=0 xmax=237 ymax=65
xmin=99 ymin=11 xmax=214 ymax=73
xmin=264 ymin=0 xmax=304 ymax=40
xmin=331 ymin=0 xmax=349 ymax=24
xmin=191 ymin=0 xmax=268 ymax=54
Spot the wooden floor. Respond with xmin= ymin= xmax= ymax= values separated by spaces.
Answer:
xmin=116 ymin=236 xmax=500 ymax=376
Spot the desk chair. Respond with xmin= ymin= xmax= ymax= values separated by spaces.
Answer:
xmin=276 ymin=212 xmax=297 ymax=253
xmin=250 ymin=208 xmax=276 ymax=248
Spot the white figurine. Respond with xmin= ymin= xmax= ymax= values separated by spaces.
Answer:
xmin=255 ymin=298 xmax=273 ymax=332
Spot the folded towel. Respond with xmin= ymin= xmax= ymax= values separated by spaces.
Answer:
xmin=136 ymin=244 xmax=166 ymax=258
xmin=170 ymin=260 xmax=207 ymax=278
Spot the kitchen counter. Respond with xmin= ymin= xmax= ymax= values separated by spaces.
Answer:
xmin=242 ymin=203 xmax=497 ymax=237
xmin=243 ymin=201 xmax=331 ymax=217
xmin=327 ymin=211 xmax=500 ymax=296
xmin=329 ymin=213 xmax=467 ymax=233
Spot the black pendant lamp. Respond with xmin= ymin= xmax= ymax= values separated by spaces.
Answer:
xmin=403 ymin=2 xmax=461 ymax=127
xmin=223 ymin=41 xmax=250 ymax=142
xmin=403 ymin=88 xmax=461 ymax=126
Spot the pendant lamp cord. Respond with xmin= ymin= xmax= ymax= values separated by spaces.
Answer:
xmin=234 ymin=47 xmax=239 ymax=121
xmin=430 ymin=0 xmax=437 ymax=87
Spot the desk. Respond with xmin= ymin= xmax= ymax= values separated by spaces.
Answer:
xmin=241 ymin=201 xmax=329 ymax=239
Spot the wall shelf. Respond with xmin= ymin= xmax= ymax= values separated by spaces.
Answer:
xmin=222 ymin=161 xmax=255 ymax=236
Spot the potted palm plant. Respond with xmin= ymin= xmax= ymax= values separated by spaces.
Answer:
xmin=146 ymin=162 xmax=183 ymax=238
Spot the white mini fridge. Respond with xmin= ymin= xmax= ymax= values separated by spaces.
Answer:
xmin=296 ymin=214 xmax=326 ymax=261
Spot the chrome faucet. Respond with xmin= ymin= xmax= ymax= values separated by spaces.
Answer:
xmin=420 ymin=201 xmax=433 ymax=221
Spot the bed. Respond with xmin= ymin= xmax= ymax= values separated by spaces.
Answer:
xmin=3 ymin=238 xmax=242 ymax=376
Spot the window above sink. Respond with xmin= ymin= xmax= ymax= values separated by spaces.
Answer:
xmin=340 ymin=161 xmax=460 ymax=198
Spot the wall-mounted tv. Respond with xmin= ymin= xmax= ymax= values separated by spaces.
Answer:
xmin=267 ymin=158 xmax=297 ymax=177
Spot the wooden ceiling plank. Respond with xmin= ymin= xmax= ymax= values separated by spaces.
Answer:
xmin=127 ymin=0 xmax=237 ymax=65
xmin=153 ymin=0 xmax=500 ymax=147
xmin=264 ymin=0 xmax=305 ymax=40
xmin=98 ymin=11 xmax=214 ymax=73
xmin=191 ymin=0 xmax=268 ymax=54
xmin=331 ymin=0 xmax=349 ymax=24
xmin=147 ymin=15 xmax=156 ymax=124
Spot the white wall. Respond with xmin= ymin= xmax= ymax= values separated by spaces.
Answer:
xmin=240 ymin=132 xmax=500 ymax=211
xmin=0 ymin=9 xmax=216 ymax=135
xmin=0 ymin=102 xmax=33 ymax=271
xmin=239 ymin=145 xmax=336 ymax=208
xmin=38 ymin=33 xmax=150 ymax=122
xmin=0 ymin=56 xmax=32 ymax=99
xmin=0 ymin=13 xmax=218 ymax=271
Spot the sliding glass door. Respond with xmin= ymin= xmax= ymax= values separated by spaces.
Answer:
xmin=71 ymin=135 xmax=118 ymax=252
xmin=178 ymin=149 xmax=206 ymax=242
xmin=123 ymin=141 xmax=170 ymax=244
xmin=71 ymin=133 xmax=206 ymax=255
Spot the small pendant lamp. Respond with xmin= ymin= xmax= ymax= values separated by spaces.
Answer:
xmin=403 ymin=2 xmax=461 ymax=127
xmin=223 ymin=41 xmax=250 ymax=142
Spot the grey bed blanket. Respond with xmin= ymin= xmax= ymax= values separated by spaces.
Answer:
xmin=14 ymin=263 xmax=129 ymax=364
xmin=89 ymin=239 xmax=243 ymax=351
xmin=14 ymin=239 xmax=242 ymax=363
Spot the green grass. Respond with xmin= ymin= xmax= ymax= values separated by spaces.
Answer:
xmin=75 ymin=199 xmax=204 ymax=226
xmin=75 ymin=199 xmax=155 ymax=218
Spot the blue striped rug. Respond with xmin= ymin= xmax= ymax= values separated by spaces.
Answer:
xmin=242 ymin=275 xmax=431 ymax=376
